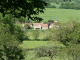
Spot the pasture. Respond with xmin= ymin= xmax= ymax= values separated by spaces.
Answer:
xmin=38 ymin=8 xmax=80 ymax=23
xmin=27 ymin=30 xmax=49 ymax=39
xmin=20 ymin=41 xmax=65 ymax=49
xmin=20 ymin=41 xmax=67 ymax=60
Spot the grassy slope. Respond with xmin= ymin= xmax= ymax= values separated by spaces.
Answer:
xmin=27 ymin=30 xmax=49 ymax=39
xmin=20 ymin=41 xmax=65 ymax=49
xmin=20 ymin=41 xmax=66 ymax=60
xmin=38 ymin=8 xmax=80 ymax=23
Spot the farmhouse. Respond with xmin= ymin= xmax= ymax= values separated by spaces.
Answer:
xmin=21 ymin=18 xmax=58 ymax=30
xmin=32 ymin=22 xmax=48 ymax=30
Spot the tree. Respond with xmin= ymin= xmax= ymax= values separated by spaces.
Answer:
xmin=63 ymin=0 xmax=71 ymax=2
xmin=70 ymin=3 xmax=74 ymax=9
xmin=32 ymin=30 xmax=39 ymax=39
xmin=24 ymin=24 xmax=32 ymax=30
xmin=0 ymin=32 xmax=25 ymax=60
xmin=0 ymin=0 xmax=48 ymax=21
xmin=49 ymin=20 xmax=80 ymax=46
xmin=48 ymin=20 xmax=54 ymax=28
xmin=0 ymin=0 xmax=48 ymax=59
xmin=2 ymin=15 xmax=25 ymax=42
xmin=34 ymin=46 xmax=60 ymax=60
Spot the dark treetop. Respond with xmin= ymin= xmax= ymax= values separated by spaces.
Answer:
xmin=0 ymin=0 xmax=47 ymax=21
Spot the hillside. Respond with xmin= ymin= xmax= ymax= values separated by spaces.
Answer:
xmin=38 ymin=8 xmax=80 ymax=23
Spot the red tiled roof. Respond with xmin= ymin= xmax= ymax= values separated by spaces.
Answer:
xmin=25 ymin=23 xmax=31 ymax=25
xmin=33 ymin=23 xmax=41 ymax=26
xmin=42 ymin=24 xmax=48 ymax=27
xmin=25 ymin=22 xmax=48 ymax=28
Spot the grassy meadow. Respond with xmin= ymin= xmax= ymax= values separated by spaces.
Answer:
xmin=21 ymin=7 xmax=80 ymax=60
xmin=27 ymin=30 xmax=49 ymax=39
xmin=38 ymin=8 xmax=80 ymax=23
xmin=20 ymin=41 xmax=66 ymax=60
xmin=20 ymin=41 xmax=65 ymax=49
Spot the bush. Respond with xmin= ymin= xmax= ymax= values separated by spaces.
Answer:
xmin=43 ymin=21 xmax=48 ymax=24
xmin=67 ymin=44 xmax=80 ymax=60
xmin=74 ymin=4 xmax=80 ymax=10
xmin=45 ymin=3 xmax=56 ymax=8
xmin=13 ymin=25 xmax=25 ymax=42
xmin=70 ymin=3 xmax=74 ymax=9
xmin=34 ymin=46 xmax=60 ymax=59
xmin=32 ymin=30 xmax=39 ymax=39
xmin=24 ymin=24 xmax=32 ymax=30
xmin=60 ymin=2 xmax=80 ymax=10
xmin=50 ymin=20 xmax=80 ymax=46
xmin=51 ymin=5 xmax=56 ymax=8
xmin=64 ymin=2 xmax=70 ymax=9
xmin=36 ymin=28 xmax=40 ymax=30
xmin=43 ymin=36 xmax=49 ymax=41
xmin=56 ymin=2 xmax=59 ymax=4
xmin=0 ymin=32 xmax=25 ymax=60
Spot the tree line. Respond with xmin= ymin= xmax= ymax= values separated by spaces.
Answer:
xmin=0 ymin=0 xmax=47 ymax=60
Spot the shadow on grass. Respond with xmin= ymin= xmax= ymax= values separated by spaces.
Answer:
xmin=23 ymin=39 xmax=46 ymax=41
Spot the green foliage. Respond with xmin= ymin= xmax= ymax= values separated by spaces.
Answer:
xmin=32 ymin=30 xmax=40 ymax=39
xmin=48 ymin=20 xmax=54 ymax=23
xmin=50 ymin=20 xmax=80 ymax=46
xmin=13 ymin=25 xmax=25 ymax=42
xmin=70 ymin=3 xmax=74 ymax=9
xmin=25 ymin=20 xmax=31 ymax=23
xmin=66 ymin=44 xmax=80 ymax=60
xmin=1 ymin=15 xmax=25 ymax=42
xmin=60 ymin=2 xmax=80 ymax=10
xmin=33 ymin=21 xmax=41 ymax=23
xmin=74 ymin=4 xmax=80 ymax=10
xmin=35 ymin=28 xmax=40 ymax=30
xmin=0 ymin=0 xmax=47 ymax=21
xmin=45 ymin=3 xmax=56 ymax=8
xmin=0 ymin=15 xmax=26 ymax=59
xmin=0 ymin=32 xmax=25 ymax=60
xmin=48 ymin=20 xmax=54 ymax=28
xmin=43 ymin=36 xmax=50 ymax=41
xmin=43 ymin=21 xmax=48 ymax=24
xmin=34 ymin=46 xmax=60 ymax=60
xmin=24 ymin=24 xmax=32 ymax=30
xmin=60 ymin=2 xmax=70 ymax=9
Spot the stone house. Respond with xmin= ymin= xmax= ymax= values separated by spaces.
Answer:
xmin=32 ymin=22 xmax=48 ymax=30
xmin=21 ymin=18 xmax=58 ymax=29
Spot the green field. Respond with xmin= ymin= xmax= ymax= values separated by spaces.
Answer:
xmin=20 ymin=41 xmax=65 ymax=49
xmin=20 ymin=41 xmax=68 ymax=60
xmin=38 ymin=8 xmax=80 ymax=23
xmin=27 ymin=30 xmax=49 ymax=39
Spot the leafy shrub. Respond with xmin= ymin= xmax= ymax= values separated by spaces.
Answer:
xmin=67 ymin=44 xmax=80 ymax=60
xmin=24 ymin=24 xmax=32 ymax=29
xmin=43 ymin=21 xmax=48 ymax=24
xmin=43 ymin=36 xmax=49 ymax=41
xmin=56 ymin=2 xmax=59 ymax=4
xmin=60 ymin=2 xmax=80 ymax=10
xmin=32 ymin=30 xmax=39 ymax=39
xmin=0 ymin=32 xmax=25 ymax=60
xmin=59 ymin=3 xmax=65 ymax=8
xmin=50 ymin=20 xmax=80 ymax=46
xmin=23 ymin=35 xmax=29 ymax=40
xmin=74 ymin=4 xmax=80 ymax=10
xmin=51 ymin=5 xmax=56 ymax=8
xmin=64 ymin=2 xmax=70 ymax=9
xmin=70 ymin=3 xmax=74 ymax=9
xmin=34 ymin=46 xmax=59 ymax=59
xmin=45 ymin=3 xmax=56 ymax=8
xmin=36 ymin=28 xmax=40 ymax=30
